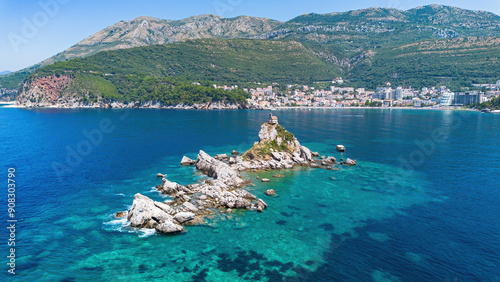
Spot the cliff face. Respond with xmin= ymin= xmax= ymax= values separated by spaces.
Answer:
xmin=16 ymin=75 xmax=74 ymax=107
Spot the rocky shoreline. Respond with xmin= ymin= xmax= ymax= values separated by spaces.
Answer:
xmin=119 ymin=116 xmax=356 ymax=235
xmin=13 ymin=100 xmax=259 ymax=110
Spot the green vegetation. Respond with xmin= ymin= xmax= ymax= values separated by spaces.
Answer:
xmin=474 ymin=97 xmax=500 ymax=110
xmin=347 ymin=38 xmax=500 ymax=89
xmin=0 ymin=71 xmax=30 ymax=89
xmin=275 ymin=124 xmax=294 ymax=142
xmin=242 ymin=124 xmax=295 ymax=160
xmin=66 ymin=73 xmax=120 ymax=103
xmin=30 ymin=39 xmax=338 ymax=85
xmin=21 ymin=39 xmax=338 ymax=104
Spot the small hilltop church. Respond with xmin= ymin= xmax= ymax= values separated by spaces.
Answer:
xmin=267 ymin=113 xmax=278 ymax=124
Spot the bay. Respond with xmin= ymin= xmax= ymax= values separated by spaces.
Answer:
xmin=0 ymin=108 xmax=499 ymax=281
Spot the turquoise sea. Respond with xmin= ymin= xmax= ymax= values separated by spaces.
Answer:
xmin=0 ymin=108 xmax=499 ymax=281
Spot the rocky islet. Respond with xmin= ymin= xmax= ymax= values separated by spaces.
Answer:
xmin=123 ymin=116 xmax=356 ymax=234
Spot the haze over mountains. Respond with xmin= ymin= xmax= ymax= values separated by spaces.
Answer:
xmin=2 ymin=4 xmax=500 ymax=99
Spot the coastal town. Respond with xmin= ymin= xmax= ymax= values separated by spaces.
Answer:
xmin=2 ymin=78 xmax=500 ymax=110
xmin=215 ymin=78 xmax=500 ymax=109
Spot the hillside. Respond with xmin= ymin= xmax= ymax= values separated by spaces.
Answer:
xmin=3 ymin=4 xmax=500 ymax=93
xmin=348 ymin=37 xmax=500 ymax=88
xmin=17 ymin=39 xmax=337 ymax=107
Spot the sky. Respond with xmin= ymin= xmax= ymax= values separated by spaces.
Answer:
xmin=1 ymin=0 xmax=499 ymax=72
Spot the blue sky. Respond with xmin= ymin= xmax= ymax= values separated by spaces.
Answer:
xmin=1 ymin=0 xmax=499 ymax=72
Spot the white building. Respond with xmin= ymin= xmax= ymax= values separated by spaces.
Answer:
xmin=440 ymin=92 xmax=455 ymax=106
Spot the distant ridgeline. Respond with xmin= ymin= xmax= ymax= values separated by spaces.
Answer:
xmin=5 ymin=4 xmax=500 ymax=101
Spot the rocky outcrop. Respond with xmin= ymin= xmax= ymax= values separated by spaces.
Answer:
xmin=255 ymin=199 xmax=268 ymax=212
xmin=180 ymin=156 xmax=195 ymax=165
xmin=127 ymin=193 xmax=184 ymax=234
xmin=258 ymin=123 xmax=278 ymax=142
xmin=236 ymin=122 xmax=316 ymax=171
xmin=196 ymin=150 xmax=245 ymax=187
xmin=125 ymin=150 xmax=267 ymax=234
xmin=159 ymin=178 xmax=187 ymax=195
xmin=174 ymin=212 xmax=195 ymax=224
xmin=123 ymin=118 xmax=357 ymax=235
xmin=344 ymin=158 xmax=357 ymax=166
xmin=265 ymin=189 xmax=276 ymax=196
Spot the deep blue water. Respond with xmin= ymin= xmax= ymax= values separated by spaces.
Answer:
xmin=0 ymin=108 xmax=499 ymax=281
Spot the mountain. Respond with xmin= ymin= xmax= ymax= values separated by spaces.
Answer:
xmin=17 ymin=39 xmax=337 ymax=107
xmin=39 ymin=5 xmax=500 ymax=69
xmin=39 ymin=14 xmax=281 ymax=67
xmin=5 ymin=4 xmax=500 ymax=95
xmin=0 ymin=71 xmax=11 ymax=76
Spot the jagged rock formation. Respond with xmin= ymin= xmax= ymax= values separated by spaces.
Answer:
xmin=126 ymin=150 xmax=265 ymax=235
xmin=124 ymin=117 xmax=355 ymax=235
xmin=232 ymin=121 xmax=315 ymax=171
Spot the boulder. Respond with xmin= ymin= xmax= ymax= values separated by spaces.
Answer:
xmin=300 ymin=146 xmax=313 ymax=162
xmin=114 ymin=211 xmax=126 ymax=218
xmin=196 ymin=150 xmax=244 ymax=187
xmin=183 ymin=202 xmax=199 ymax=212
xmin=344 ymin=158 xmax=357 ymax=166
xmin=215 ymin=154 xmax=228 ymax=161
xmin=155 ymin=202 xmax=175 ymax=216
xmin=325 ymin=156 xmax=336 ymax=164
xmin=271 ymin=152 xmax=282 ymax=161
xmin=127 ymin=194 xmax=174 ymax=228
xmin=273 ymin=174 xmax=285 ymax=178
xmin=174 ymin=212 xmax=196 ymax=224
xmin=265 ymin=189 xmax=276 ymax=196
xmin=160 ymin=178 xmax=186 ymax=195
xmin=336 ymin=145 xmax=346 ymax=152
xmin=220 ymin=192 xmax=251 ymax=209
xmin=261 ymin=178 xmax=270 ymax=182
xmin=255 ymin=199 xmax=268 ymax=212
xmin=157 ymin=173 xmax=165 ymax=178
xmin=235 ymin=190 xmax=257 ymax=200
xmin=231 ymin=150 xmax=239 ymax=155
xmin=311 ymin=152 xmax=319 ymax=157
xmin=155 ymin=221 xmax=184 ymax=234
xmin=181 ymin=156 xmax=195 ymax=166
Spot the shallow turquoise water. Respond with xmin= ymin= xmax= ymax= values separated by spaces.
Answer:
xmin=0 ymin=108 xmax=499 ymax=281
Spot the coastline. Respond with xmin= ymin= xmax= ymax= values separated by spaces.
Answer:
xmin=0 ymin=101 xmax=18 ymax=108
xmin=3 ymin=102 xmax=477 ymax=112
